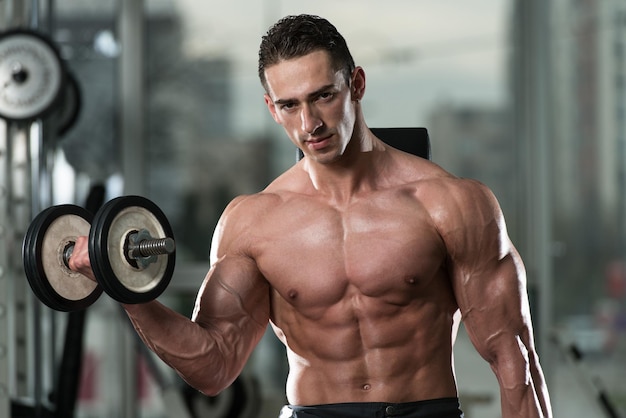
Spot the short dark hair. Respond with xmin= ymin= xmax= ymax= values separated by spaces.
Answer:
xmin=258 ymin=14 xmax=356 ymax=92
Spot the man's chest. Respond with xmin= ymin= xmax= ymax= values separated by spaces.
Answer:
xmin=249 ymin=193 xmax=448 ymax=307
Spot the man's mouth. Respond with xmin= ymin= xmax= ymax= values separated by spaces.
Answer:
xmin=305 ymin=134 xmax=332 ymax=151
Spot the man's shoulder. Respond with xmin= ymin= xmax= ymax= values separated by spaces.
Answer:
xmin=222 ymin=191 xmax=285 ymax=223
xmin=418 ymin=174 xmax=504 ymax=242
xmin=213 ymin=191 xmax=286 ymax=256
xmin=220 ymin=172 xmax=302 ymax=228
xmin=420 ymin=174 xmax=493 ymax=199
xmin=394 ymin=155 xmax=486 ymax=198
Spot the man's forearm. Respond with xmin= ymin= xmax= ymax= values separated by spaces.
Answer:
xmin=123 ymin=301 xmax=239 ymax=396
xmin=529 ymin=358 xmax=553 ymax=418
xmin=499 ymin=377 xmax=552 ymax=418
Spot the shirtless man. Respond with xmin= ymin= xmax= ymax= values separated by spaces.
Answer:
xmin=70 ymin=14 xmax=552 ymax=418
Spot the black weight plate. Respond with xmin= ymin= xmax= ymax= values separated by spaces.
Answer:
xmin=22 ymin=206 xmax=77 ymax=310
xmin=22 ymin=205 xmax=102 ymax=312
xmin=22 ymin=209 xmax=52 ymax=305
xmin=23 ymin=205 xmax=101 ymax=311
xmin=89 ymin=196 xmax=175 ymax=304
xmin=56 ymin=71 xmax=82 ymax=137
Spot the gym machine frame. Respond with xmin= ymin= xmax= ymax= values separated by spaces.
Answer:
xmin=0 ymin=3 xmax=66 ymax=414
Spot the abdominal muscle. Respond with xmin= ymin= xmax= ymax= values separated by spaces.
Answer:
xmin=270 ymin=285 xmax=459 ymax=406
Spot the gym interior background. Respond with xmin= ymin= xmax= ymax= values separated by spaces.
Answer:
xmin=1 ymin=0 xmax=625 ymax=417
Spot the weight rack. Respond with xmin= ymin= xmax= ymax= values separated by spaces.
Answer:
xmin=1 ymin=1 xmax=72 ymax=416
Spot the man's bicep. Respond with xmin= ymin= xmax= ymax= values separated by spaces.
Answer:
xmin=193 ymin=255 xmax=270 ymax=332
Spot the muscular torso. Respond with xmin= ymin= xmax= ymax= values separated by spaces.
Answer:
xmin=240 ymin=153 xmax=461 ymax=405
xmin=119 ymin=142 xmax=547 ymax=416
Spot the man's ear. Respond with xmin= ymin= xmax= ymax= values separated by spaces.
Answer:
xmin=264 ymin=94 xmax=280 ymax=123
xmin=351 ymin=66 xmax=366 ymax=102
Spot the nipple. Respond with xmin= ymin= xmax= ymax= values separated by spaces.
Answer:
xmin=287 ymin=290 xmax=298 ymax=299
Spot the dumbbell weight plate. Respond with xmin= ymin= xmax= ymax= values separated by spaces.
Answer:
xmin=89 ymin=196 xmax=175 ymax=304
xmin=22 ymin=205 xmax=102 ymax=312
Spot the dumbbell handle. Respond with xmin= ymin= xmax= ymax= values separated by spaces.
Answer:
xmin=127 ymin=237 xmax=175 ymax=258
xmin=62 ymin=233 xmax=175 ymax=269
xmin=125 ymin=229 xmax=175 ymax=270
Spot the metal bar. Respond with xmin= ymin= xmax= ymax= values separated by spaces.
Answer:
xmin=118 ymin=1 xmax=146 ymax=416
xmin=29 ymin=0 xmax=38 ymax=28
xmin=27 ymin=122 xmax=44 ymax=414
xmin=4 ymin=0 xmax=30 ymax=28
xmin=1 ymin=2 xmax=49 ymax=416
xmin=10 ymin=125 xmax=30 ymax=400
xmin=120 ymin=0 xmax=146 ymax=196
xmin=530 ymin=0 xmax=554 ymax=371
xmin=0 ymin=117 xmax=11 ymax=418
xmin=511 ymin=0 xmax=555 ymax=389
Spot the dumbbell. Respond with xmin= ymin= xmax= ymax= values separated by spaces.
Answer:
xmin=22 ymin=195 xmax=176 ymax=312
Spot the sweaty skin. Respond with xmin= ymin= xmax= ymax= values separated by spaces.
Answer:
xmin=69 ymin=50 xmax=552 ymax=417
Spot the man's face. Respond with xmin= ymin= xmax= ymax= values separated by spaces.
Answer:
xmin=263 ymin=50 xmax=357 ymax=164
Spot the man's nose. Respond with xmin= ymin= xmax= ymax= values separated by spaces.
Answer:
xmin=301 ymin=105 xmax=322 ymax=134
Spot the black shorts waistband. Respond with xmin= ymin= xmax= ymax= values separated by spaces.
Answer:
xmin=280 ymin=397 xmax=464 ymax=418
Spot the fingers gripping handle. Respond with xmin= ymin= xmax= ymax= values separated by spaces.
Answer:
xmin=62 ymin=242 xmax=75 ymax=269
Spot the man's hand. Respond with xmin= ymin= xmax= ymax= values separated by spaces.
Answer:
xmin=67 ymin=236 xmax=97 ymax=282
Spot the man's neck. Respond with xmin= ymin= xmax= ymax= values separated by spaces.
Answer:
xmin=303 ymin=130 xmax=388 ymax=206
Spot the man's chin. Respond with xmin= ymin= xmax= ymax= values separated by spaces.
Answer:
xmin=309 ymin=151 xmax=343 ymax=165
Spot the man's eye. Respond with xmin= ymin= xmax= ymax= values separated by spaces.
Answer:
xmin=281 ymin=103 xmax=295 ymax=110
xmin=319 ymin=92 xmax=333 ymax=100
